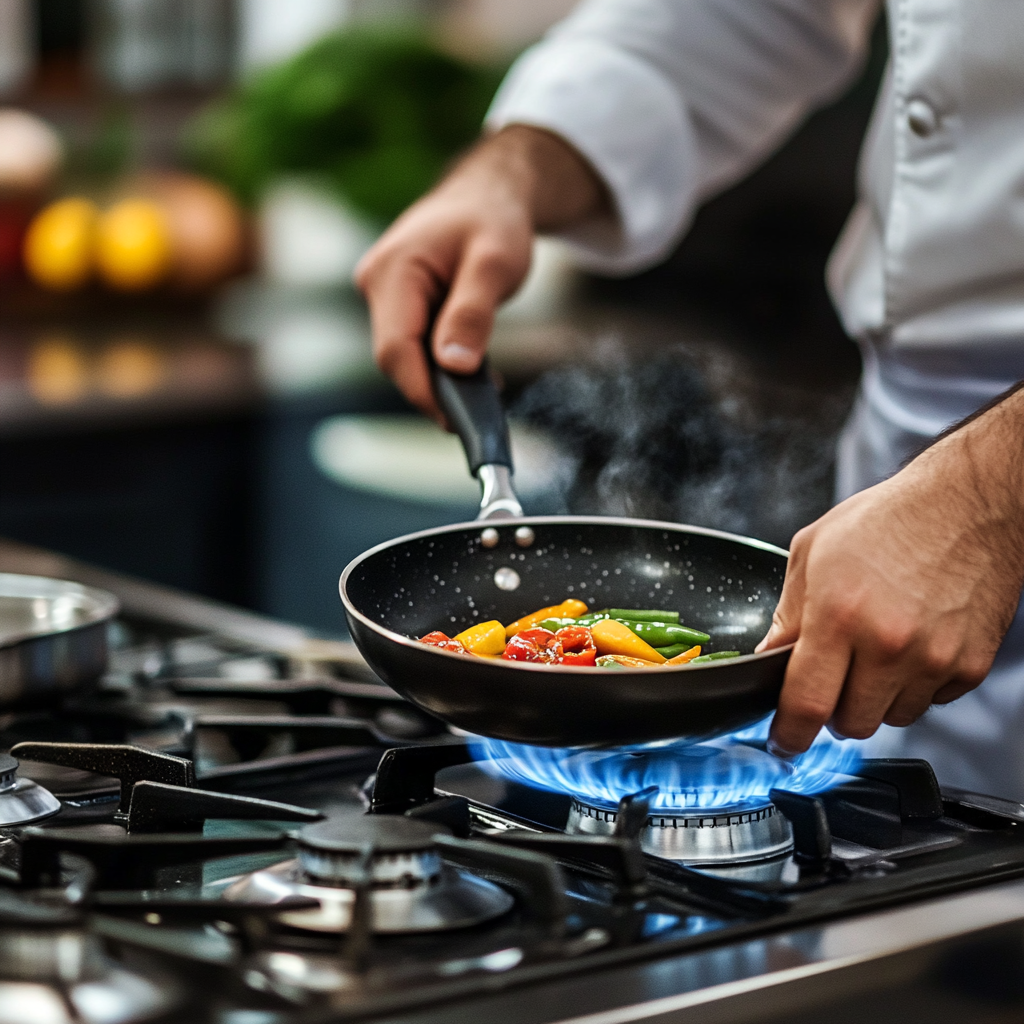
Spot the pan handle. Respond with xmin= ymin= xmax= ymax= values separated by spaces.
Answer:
xmin=425 ymin=318 xmax=523 ymax=520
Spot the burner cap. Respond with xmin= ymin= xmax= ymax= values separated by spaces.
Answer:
xmin=0 ymin=756 xmax=61 ymax=827
xmin=568 ymin=797 xmax=793 ymax=864
xmin=0 ymin=890 xmax=81 ymax=929
xmin=0 ymin=755 xmax=18 ymax=789
xmin=296 ymin=816 xmax=452 ymax=887
xmin=297 ymin=815 xmax=450 ymax=855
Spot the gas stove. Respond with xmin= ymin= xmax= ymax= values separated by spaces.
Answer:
xmin=0 ymin=540 xmax=1023 ymax=1024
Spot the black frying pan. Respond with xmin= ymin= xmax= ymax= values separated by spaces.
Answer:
xmin=340 ymin=353 xmax=792 ymax=748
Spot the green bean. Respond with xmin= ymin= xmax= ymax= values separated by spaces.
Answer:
xmin=607 ymin=608 xmax=680 ymax=623
xmin=689 ymin=651 xmax=741 ymax=663
xmin=654 ymin=643 xmax=690 ymax=659
xmin=618 ymin=620 xmax=711 ymax=646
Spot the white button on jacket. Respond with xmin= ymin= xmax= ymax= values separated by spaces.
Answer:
xmin=488 ymin=0 xmax=1024 ymax=350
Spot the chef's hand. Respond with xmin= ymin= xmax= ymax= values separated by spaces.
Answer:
xmin=760 ymin=385 xmax=1024 ymax=757
xmin=355 ymin=125 xmax=608 ymax=421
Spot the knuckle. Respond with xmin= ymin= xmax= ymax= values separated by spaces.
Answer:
xmin=784 ymin=694 xmax=834 ymax=728
xmin=473 ymin=243 xmax=517 ymax=279
xmin=789 ymin=525 xmax=814 ymax=554
xmin=446 ymin=302 xmax=493 ymax=339
xmin=959 ymin=655 xmax=990 ymax=689
xmin=872 ymin=618 xmax=916 ymax=660
xmin=373 ymin=336 xmax=408 ymax=376
xmin=353 ymin=251 xmax=378 ymax=290
xmin=918 ymin=638 xmax=957 ymax=678
xmin=830 ymin=704 xmax=881 ymax=740
xmin=884 ymin=693 xmax=932 ymax=728
xmin=355 ymin=238 xmax=398 ymax=284
xmin=836 ymin=720 xmax=877 ymax=740
xmin=786 ymin=528 xmax=811 ymax=561
xmin=824 ymin=596 xmax=861 ymax=635
xmin=883 ymin=709 xmax=918 ymax=728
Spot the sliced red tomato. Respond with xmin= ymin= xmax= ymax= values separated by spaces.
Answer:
xmin=502 ymin=627 xmax=563 ymax=663
xmin=555 ymin=625 xmax=597 ymax=666
xmin=418 ymin=630 xmax=471 ymax=655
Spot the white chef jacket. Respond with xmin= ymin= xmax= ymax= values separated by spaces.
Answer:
xmin=487 ymin=0 xmax=1024 ymax=800
xmin=487 ymin=0 xmax=1024 ymax=350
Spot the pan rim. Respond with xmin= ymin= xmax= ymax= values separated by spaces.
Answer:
xmin=338 ymin=516 xmax=793 ymax=673
xmin=0 ymin=572 xmax=120 ymax=650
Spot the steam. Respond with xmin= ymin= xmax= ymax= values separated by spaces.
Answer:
xmin=513 ymin=338 xmax=851 ymax=547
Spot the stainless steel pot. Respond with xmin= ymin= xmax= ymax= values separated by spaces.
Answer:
xmin=0 ymin=573 xmax=119 ymax=707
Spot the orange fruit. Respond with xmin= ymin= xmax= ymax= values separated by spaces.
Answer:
xmin=97 ymin=338 xmax=164 ymax=398
xmin=95 ymin=198 xmax=171 ymax=291
xmin=139 ymin=171 xmax=245 ymax=290
xmin=27 ymin=336 xmax=89 ymax=405
xmin=23 ymin=197 xmax=97 ymax=291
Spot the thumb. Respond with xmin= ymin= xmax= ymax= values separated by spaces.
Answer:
xmin=433 ymin=237 xmax=529 ymax=374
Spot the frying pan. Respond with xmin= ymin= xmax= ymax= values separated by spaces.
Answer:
xmin=340 ymin=354 xmax=792 ymax=748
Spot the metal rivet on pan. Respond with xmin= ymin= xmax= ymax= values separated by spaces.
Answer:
xmin=480 ymin=528 xmax=500 ymax=548
xmin=494 ymin=567 xmax=521 ymax=591
xmin=514 ymin=526 xmax=535 ymax=548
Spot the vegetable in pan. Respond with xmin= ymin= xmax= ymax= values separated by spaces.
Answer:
xmin=416 ymin=604 xmax=741 ymax=668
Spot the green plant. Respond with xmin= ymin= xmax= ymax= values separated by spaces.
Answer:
xmin=186 ymin=27 xmax=504 ymax=223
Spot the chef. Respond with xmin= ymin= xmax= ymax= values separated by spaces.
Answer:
xmin=356 ymin=0 xmax=1024 ymax=802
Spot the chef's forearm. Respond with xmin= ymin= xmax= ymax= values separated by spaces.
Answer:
xmin=909 ymin=383 xmax=1024 ymax=567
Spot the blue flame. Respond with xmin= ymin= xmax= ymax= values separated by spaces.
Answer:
xmin=471 ymin=716 xmax=863 ymax=812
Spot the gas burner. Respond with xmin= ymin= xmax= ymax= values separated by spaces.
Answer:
xmin=567 ymin=798 xmax=794 ymax=864
xmin=224 ymin=815 xmax=514 ymax=933
xmin=0 ymin=755 xmax=60 ymax=826
xmin=0 ymin=892 xmax=179 ymax=1024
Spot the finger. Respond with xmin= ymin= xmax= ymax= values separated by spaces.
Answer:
xmin=756 ymin=529 xmax=812 ymax=652
xmin=768 ymin=616 xmax=852 ymax=756
xmin=829 ymin=652 xmax=909 ymax=737
xmin=432 ymin=237 xmax=528 ymax=374
xmin=363 ymin=258 xmax=443 ymax=419
xmin=881 ymin=685 xmax=938 ymax=728
xmin=931 ymin=674 xmax=983 ymax=706
xmin=880 ymin=638 xmax=991 ymax=724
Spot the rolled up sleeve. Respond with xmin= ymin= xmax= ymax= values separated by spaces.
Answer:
xmin=487 ymin=0 xmax=881 ymax=275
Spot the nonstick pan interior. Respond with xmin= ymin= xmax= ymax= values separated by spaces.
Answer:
xmin=341 ymin=517 xmax=791 ymax=747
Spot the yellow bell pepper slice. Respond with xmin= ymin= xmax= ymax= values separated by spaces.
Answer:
xmin=455 ymin=619 xmax=508 ymax=657
xmin=505 ymin=599 xmax=588 ymax=639
xmin=591 ymin=619 xmax=666 ymax=663
xmin=665 ymin=645 xmax=701 ymax=665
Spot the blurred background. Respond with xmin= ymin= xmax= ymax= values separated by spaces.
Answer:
xmin=0 ymin=0 xmax=883 ymax=636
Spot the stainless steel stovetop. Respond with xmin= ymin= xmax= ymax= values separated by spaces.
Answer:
xmin=0 ymin=538 xmax=1023 ymax=1024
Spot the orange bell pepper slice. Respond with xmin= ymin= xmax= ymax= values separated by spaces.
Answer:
xmin=505 ymin=599 xmax=588 ymax=639
xmin=664 ymin=645 xmax=702 ymax=665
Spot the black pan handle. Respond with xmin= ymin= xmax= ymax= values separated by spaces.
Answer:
xmin=425 ymin=318 xmax=513 ymax=477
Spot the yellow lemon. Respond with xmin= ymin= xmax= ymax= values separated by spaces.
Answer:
xmin=23 ymin=198 xmax=97 ymax=291
xmin=95 ymin=199 xmax=172 ymax=291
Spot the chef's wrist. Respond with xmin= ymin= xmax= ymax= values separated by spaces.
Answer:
xmin=466 ymin=124 xmax=610 ymax=233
